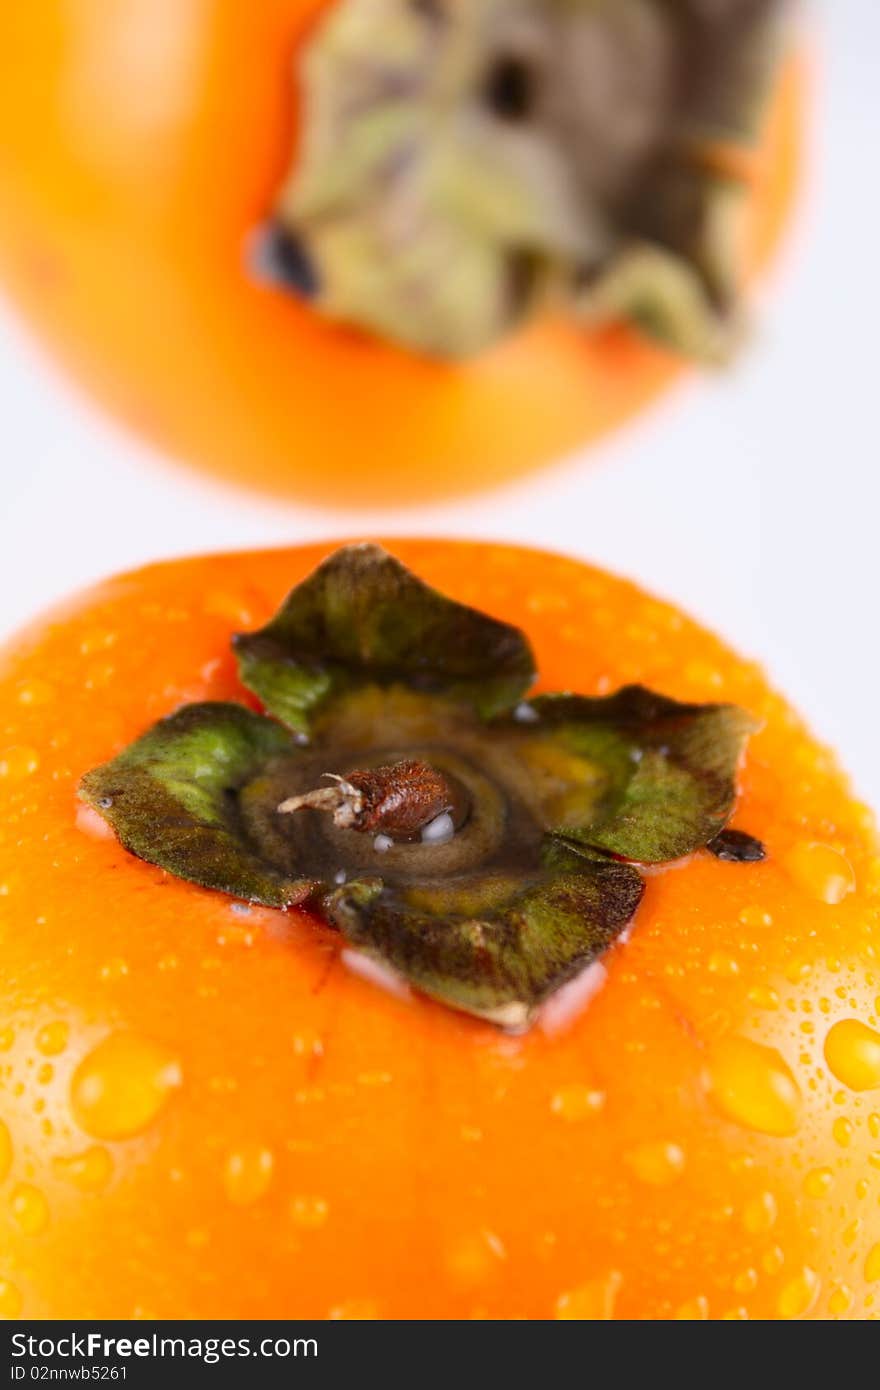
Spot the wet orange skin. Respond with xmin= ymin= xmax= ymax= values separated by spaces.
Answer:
xmin=0 ymin=0 xmax=803 ymax=505
xmin=1 ymin=540 xmax=878 ymax=1321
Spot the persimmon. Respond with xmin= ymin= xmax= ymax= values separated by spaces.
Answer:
xmin=0 ymin=1 xmax=803 ymax=505
xmin=0 ymin=538 xmax=878 ymax=1321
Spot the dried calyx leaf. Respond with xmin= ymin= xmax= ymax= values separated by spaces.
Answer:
xmin=79 ymin=544 xmax=764 ymax=1027
xmin=272 ymin=0 xmax=787 ymax=360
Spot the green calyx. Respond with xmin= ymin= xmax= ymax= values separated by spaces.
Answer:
xmin=79 ymin=544 xmax=764 ymax=1028
xmin=273 ymin=0 xmax=786 ymax=360
xmin=79 ymin=703 xmax=313 ymax=910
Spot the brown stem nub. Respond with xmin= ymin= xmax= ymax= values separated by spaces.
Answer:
xmin=278 ymin=759 xmax=462 ymax=841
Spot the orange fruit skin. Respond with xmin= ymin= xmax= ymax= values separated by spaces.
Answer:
xmin=0 ymin=539 xmax=878 ymax=1321
xmin=0 ymin=0 xmax=803 ymax=505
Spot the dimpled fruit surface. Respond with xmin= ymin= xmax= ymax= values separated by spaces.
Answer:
xmin=0 ymin=540 xmax=878 ymax=1320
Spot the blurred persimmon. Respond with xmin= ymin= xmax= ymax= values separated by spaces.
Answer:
xmin=0 ymin=1 xmax=803 ymax=504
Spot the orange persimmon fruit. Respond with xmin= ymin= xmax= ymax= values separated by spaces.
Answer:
xmin=0 ymin=1 xmax=803 ymax=505
xmin=0 ymin=539 xmax=878 ymax=1320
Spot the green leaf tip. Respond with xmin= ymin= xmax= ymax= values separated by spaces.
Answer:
xmin=78 ymin=703 xmax=315 ymax=909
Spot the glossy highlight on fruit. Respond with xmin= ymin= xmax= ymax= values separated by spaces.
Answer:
xmin=0 ymin=539 xmax=877 ymax=1319
xmin=0 ymin=2 xmax=803 ymax=504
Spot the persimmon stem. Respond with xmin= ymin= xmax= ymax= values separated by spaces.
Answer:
xmin=278 ymin=760 xmax=460 ymax=840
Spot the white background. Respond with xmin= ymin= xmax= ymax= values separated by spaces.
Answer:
xmin=0 ymin=3 xmax=877 ymax=803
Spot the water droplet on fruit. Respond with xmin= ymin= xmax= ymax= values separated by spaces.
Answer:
xmin=289 ymin=1195 xmax=329 ymax=1229
xmin=9 ymin=1183 xmax=49 ymax=1234
xmin=203 ymin=592 xmax=255 ymax=627
xmin=832 ymin=1116 xmax=853 ymax=1148
xmin=555 ymin=1271 xmax=622 ymax=1320
xmin=291 ymin=1029 xmax=324 ymax=1059
xmin=802 ymin=1167 xmax=834 ymax=1198
xmin=785 ymin=959 xmax=810 ymax=984
xmin=513 ymin=702 xmax=539 ymax=723
xmin=624 ymin=1140 xmax=686 ymax=1186
xmin=828 ymin=1284 xmax=853 ymax=1316
xmin=0 ymin=1279 xmax=22 ymax=1318
xmin=357 ymin=1070 xmax=392 ymax=1088
xmin=824 ymin=1019 xmax=880 ymax=1091
xmin=762 ymin=1246 xmax=785 ymax=1276
xmin=70 ymin=1032 xmax=182 ymax=1139
xmin=733 ymin=1268 xmax=758 ymax=1295
xmin=447 ymin=1230 xmax=506 ymax=1286
xmin=777 ymin=1267 xmax=820 ymax=1319
xmin=674 ymin=1296 xmax=709 ymax=1319
xmin=79 ymin=628 xmax=117 ymax=656
xmin=36 ymin=1021 xmax=69 ymax=1057
xmin=683 ymin=659 xmax=723 ymax=690
xmin=53 ymin=1145 xmax=113 ymax=1193
xmin=0 ymin=746 xmax=39 ymax=780
xmin=16 ymin=678 xmax=55 ymax=707
xmin=739 ymin=906 xmax=773 ymax=929
xmin=742 ymin=1190 xmax=777 ymax=1235
xmin=421 ymin=811 xmax=455 ymax=845
xmin=708 ymin=952 xmax=739 ymax=977
xmin=706 ymin=1036 xmax=802 ymax=1136
xmin=223 ymin=1145 xmax=274 ymax=1205
xmin=99 ymin=957 xmax=130 ymax=982
xmin=783 ymin=842 xmax=855 ymax=905
xmin=550 ymin=1085 xmax=605 ymax=1121
xmin=746 ymin=985 xmax=780 ymax=1010
xmin=0 ymin=1122 xmax=11 ymax=1182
